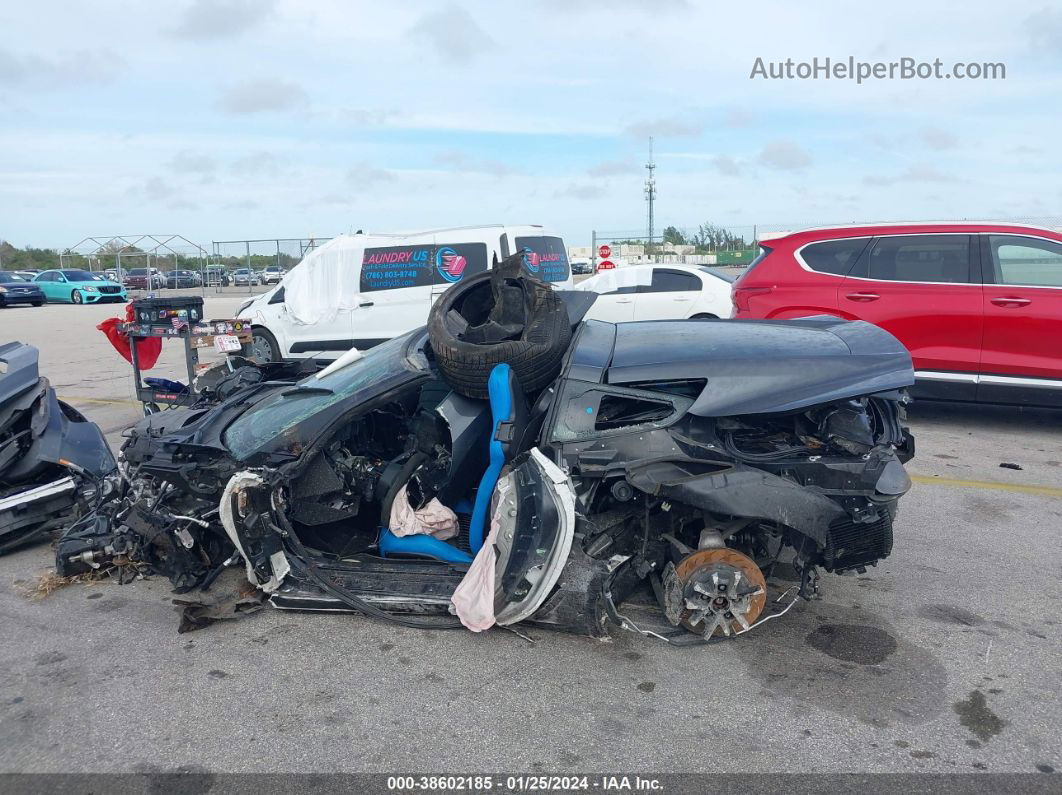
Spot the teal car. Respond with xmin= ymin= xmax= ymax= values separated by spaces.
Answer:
xmin=32 ymin=269 xmax=127 ymax=304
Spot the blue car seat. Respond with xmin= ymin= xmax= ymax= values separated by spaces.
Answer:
xmin=378 ymin=363 xmax=528 ymax=562
xmin=377 ymin=525 xmax=473 ymax=564
xmin=468 ymin=363 xmax=528 ymax=554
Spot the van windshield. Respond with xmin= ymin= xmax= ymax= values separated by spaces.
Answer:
xmin=514 ymin=236 xmax=570 ymax=282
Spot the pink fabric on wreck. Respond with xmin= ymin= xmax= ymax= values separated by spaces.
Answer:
xmin=450 ymin=511 xmax=502 ymax=632
xmin=388 ymin=484 xmax=458 ymax=540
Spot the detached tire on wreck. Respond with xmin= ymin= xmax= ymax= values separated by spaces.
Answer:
xmin=428 ymin=255 xmax=571 ymax=399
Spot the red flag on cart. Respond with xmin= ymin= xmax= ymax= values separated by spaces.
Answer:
xmin=97 ymin=303 xmax=162 ymax=370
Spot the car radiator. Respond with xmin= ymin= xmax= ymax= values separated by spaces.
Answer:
xmin=823 ymin=510 xmax=894 ymax=572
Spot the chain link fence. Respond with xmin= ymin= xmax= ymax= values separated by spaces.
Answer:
xmin=208 ymin=237 xmax=328 ymax=293
xmin=577 ymin=216 xmax=1062 ymax=268
xmin=56 ymin=235 xmax=332 ymax=295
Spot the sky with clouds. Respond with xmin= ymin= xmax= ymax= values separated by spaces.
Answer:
xmin=1 ymin=0 xmax=1060 ymax=249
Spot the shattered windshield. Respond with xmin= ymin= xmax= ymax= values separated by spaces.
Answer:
xmin=222 ymin=333 xmax=424 ymax=459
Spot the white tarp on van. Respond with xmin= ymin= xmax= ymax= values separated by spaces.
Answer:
xmin=282 ymin=235 xmax=366 ymax=325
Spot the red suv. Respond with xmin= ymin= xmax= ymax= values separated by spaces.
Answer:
xmin=732 ymin=223 xmax=1062 ymax=407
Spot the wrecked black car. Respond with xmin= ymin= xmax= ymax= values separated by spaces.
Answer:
xmin=0 ymin=342 xmax=116 ymax=554
xmin=56 ymin=261 xmax=916 ymax=643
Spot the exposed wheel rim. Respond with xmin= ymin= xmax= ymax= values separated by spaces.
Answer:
xmin=72 ymin=291 xmax=83 ymax=304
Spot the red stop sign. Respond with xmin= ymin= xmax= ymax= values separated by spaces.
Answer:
xmin=598 ymin=245 xmax=611 ymax=259
xmin=598 ymin=259 xmax=615 ymax=270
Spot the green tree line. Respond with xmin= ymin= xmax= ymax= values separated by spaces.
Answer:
xmin=608 ymin=223 xmax=757 ymax=253
xmin=0 ymin=241 xmax=62 ymax=270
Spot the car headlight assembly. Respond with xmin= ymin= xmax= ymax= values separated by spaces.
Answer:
xmin=0 ymin=286 xmax=7 ymax=293
xmin=83 ymin=286 xmax=99 ymax=293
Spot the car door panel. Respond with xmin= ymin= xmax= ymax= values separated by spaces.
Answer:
xmin=584 ymin=287 xmax=638 ymax=322
xmin=977 ymin=234 xmax=1062 ymax=404
xmin=841 ymin=235 xmax=983 ymax=396
xmin=282 ymin=304 xmax=355 ymax=355
xmin=53 ymin=273 xmax=69 ymax=302
xmin=353 ymin=239 xmax=490 ymax=348
xmin=634 ymin=268 xmax=702 ymax=320
xmin=281 ymin=256 xmax=359 ymax=357
xmin=491 ymin=448 xmax=576 ymax=626
xmin=41 ymin=273 xmax=68 ymax=302
xmin=32 ymin=274 xmax=52 ymax=300
xmin=351 ymin=240 xmax=437 ymax=350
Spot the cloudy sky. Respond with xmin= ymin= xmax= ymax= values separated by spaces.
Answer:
xmin=1 ymin=0 xmax=1060 ymax=249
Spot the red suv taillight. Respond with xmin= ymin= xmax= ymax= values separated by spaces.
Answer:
xmin=731 ymin=285 xmax=771 ymax=314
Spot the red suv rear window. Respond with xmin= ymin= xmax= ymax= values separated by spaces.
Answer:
xmin=799 ymin=238 xmax=871 ymax=276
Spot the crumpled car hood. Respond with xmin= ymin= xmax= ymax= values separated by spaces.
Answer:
xmin=603 ymin=316 xmax=914 ymax=416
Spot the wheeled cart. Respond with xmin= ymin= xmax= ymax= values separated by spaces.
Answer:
xmin=119 ymin=296 xmax=251 ymax=415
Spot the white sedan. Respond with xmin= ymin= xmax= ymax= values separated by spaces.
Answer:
xmin=576 ymin=264 xmax=734 ymax=322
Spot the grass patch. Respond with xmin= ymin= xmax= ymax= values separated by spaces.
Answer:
xmin=15 ymin=556 xmax=148 ymax=600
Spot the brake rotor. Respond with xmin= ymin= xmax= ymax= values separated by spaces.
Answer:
xmin=670 ymin=547 xmax=767 ymax=638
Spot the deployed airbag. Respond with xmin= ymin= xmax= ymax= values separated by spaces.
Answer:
xmin=450 ymin=507 xmax=502 ymax=632
xmin=388 ymin=484 xmax=458 ymax=540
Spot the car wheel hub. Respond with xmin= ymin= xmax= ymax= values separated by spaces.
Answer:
xmin=664 ymin=547 xmax=767 ymax=638
xmin=251 ymin=336 xmax=274 ymax=362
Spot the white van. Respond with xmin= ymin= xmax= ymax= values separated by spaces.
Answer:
xmin=237 ymin=225 xmax=572 ymax=362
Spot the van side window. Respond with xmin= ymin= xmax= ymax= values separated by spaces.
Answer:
xmin=799 ymin=238 xmax=870 ymax=275
xmin=514 ymin=236 xmax=570 ymax=282
xmin=360 ymin=243 xmax=490 ymax=292
xmin=986 ymin=235 xmax=1062 ymax=287
xmin=864 ymin=235 xmax=971 ymax=283
xmin=432 ymin=243 xmax=489 ymax=286
xmin=360 ymin=245 xmax=434 ymax=292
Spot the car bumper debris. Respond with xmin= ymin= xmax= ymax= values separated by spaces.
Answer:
xmin=0 ymin=342 xmax=117 ymax=555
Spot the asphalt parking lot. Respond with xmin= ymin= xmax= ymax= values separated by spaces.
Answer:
xmin=0 ymin=297 xmax=1059 ymax=776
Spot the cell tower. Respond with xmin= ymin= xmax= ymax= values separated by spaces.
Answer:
xmin=644 ymin=136 xmax=656 ymax=251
